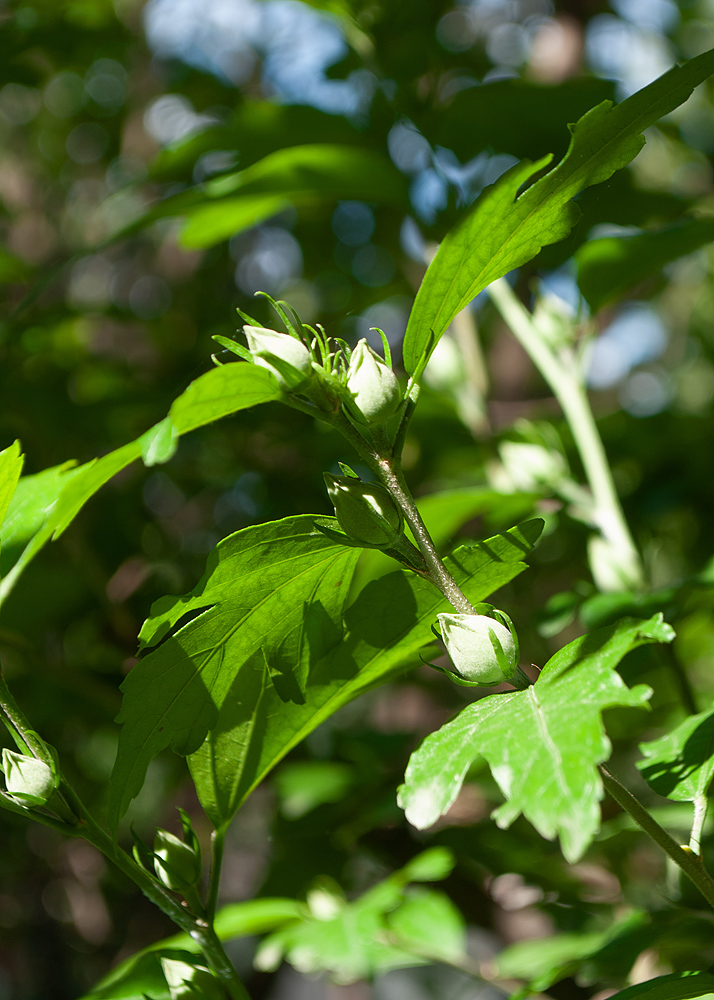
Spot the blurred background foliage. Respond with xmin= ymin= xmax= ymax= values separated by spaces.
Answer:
xmin=3 ymin=0 xmax=714 ymax=997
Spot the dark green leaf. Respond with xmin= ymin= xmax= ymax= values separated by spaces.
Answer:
xmin=576 ymin=218 xmax=714 ymax=312
xmin=638 ymin=702 xmax=714 ymax=802
xmin=399 ymin=615 xmax=673 ymax=862
xmin=0 ymin=363 xmax=281 ymax=608
xmin=189 ymin=519 xmax=543 ymax=828
xmin=603 ymin=973 xmax=714 ymax=1000
xmin=402 ymin=47 xmax=714 ymax=374
xmin=108 ymin=516 xmax=360 ymax=828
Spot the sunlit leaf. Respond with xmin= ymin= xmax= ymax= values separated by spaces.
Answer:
xmin=108 ymin=516 xmax=360 ymax=828
xmin=402 ymin=47 xmax=714 ymax=374
xmin=399 ymin=615 xmax=674 ymax=862
xmin=189 ymin=519 xmax=543 ymax=829
xmin=638 ymin=702 xmax=714 ymax=803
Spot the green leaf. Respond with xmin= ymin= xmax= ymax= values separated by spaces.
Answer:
xmin=385 ymin=888 xmax=466 ymax=965
xmin=576 ymin=218 xmax=714 ymax=312
xmin=139 ymin=416 xmax=179 ymax=467
xmin=275 ymin=761 xmax=354 ymax=818
xmin=604 ymin=973 xmax=714 ymax=1000
xmin=637 ymin=701 xmax=714 ymax=802
xmin=496 ymin=909 xmax=648 ymax=992
xmin=179 ymin=145 xmax=406 ymax=248
xmin=189 ymin=519 xmax=543 ymax=829
xmin=168 ymin=363 xmax=282 ymax=434
xmin=255 ymin=850 xmax=462 ymax=984
xmin=108 ymin=516 xmax=360 ymax=829
xmin=399 ymin=615 xmax=674 ymax=862
xmin=0 ymin=363 xmax=281 ymax=609
xmin=0 ymin=441 xmax=24 ymax=533
xmin=402 ymin=47 xmax=714 ymax=374
xmin=149 ymin=101 xmax=365 ymax=182
xmin=0 ymin=248 xmax=32 ymax=284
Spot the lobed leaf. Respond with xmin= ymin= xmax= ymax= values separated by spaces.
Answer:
xmin=402 ymin=46 xmax=714 ymax=374
xmin=399 ymin=615 xmax=673 ymax=862
xmin=108 ymin=516 xmax=360 ymax=829
xmin=189 ymin=519 xmax=543 ymax=828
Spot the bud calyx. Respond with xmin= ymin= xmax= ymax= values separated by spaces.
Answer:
xmin=324 ymin=473 xmax=403 ymax=547
xmin=154 ymin=828 xmax=201 ymax=891
xmin=2 ymin=749 xmax=56 ymax=807
xmin=244 ymin=325 xmax=313 ymax=390
xmin=346 ymin=340 xmax=401 ymax=425
xmin=437 ymin=612 xmax=518 ymax=686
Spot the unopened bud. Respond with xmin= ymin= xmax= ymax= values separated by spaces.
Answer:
xmin=324 ymin=473 xmax=403 ymax=547
xmin=2 ymin=749 xmax=56 ymax=807
xmin=154 ymin=829 xmax=201 ymax=891
xmin=244 ymin=326 xmax=312 ymax=390
xmin=437 ymin=612 xmax=518 ymax=686
xmin=161 ymin=957 xmax=225 ymax=1000
xmin=346 ymin=340 xmax=401 ymax=425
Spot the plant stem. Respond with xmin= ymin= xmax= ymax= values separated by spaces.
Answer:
xmin=206 ymin=826 xmax=226 ymax=922
xmin=690 ymin=794 xmax=709 ymax=856
xmin=600 ymin=764 xmax=714 ymax=909
xmin=374 ymin=456 xmax=476 ymax=614
xmin=488 ymin=278 xmax=644 ymax=590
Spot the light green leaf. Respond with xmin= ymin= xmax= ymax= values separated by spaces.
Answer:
xmin=402 ymin=46 xmax=714 ymax=374
xmin=637 ymin=702 xmax=714 ymax=802
xmin=496 ymin=910 xmax=648 ymax=992
xmin=108 ymin=516 xmax=360 ymax=829
xmin=179 ymin=145 xmax=406 ymax=248
xmin=576 ymin=218 xmax=714 ymax=313
xmin=179 ymin=194 xmax=291 ymax=248
xmin=275 ymin=761 xmax=354 ymax=818
xmin=0 ymin=441 xmax=24 ymax=533
xmin=399 ymin=615 xmax=673 ymax=862
xmin=140 ymin=415 xmax=179 ymax=467
xmin=255 ymin=850 xmax=461 ymax=984
xmin=168 ymin=362 xmax=281 ymax=434
xmin=189 ymin=520 xmax=543 ymax=829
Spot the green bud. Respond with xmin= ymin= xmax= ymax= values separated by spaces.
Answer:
xmin=154 ymin=828 xmax=201 ymax=891
xmin=324 ymin=473 xmax=403 ymax=547
xmin=2 ymin=749 xmax=56 ymax=807
xmin=346 ymin=339 xmax=401 ymax=425
xmin=160 ymin=957 xmax=225 ymax=1000
xmin=244 ymin=325 xmax=313 ymax=390
xmin=437 ymin=612 xmax=518 ymax=686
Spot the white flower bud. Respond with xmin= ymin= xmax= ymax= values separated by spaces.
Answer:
xmin=2 ymin=749 xmax=56 ymax=807
xmin=346 ymin=340 xmax=401 ymax=425
xmin=154 ymin=828 xmax=201 ymax=890
xmin=437 ymin=612 xmax=518 ymax=685
xmin=244 ymin=326 xmax=312 ymax=390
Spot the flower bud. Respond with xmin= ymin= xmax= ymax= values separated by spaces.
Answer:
xmin=154 ymin=829 xmax=201 ymax=891
xmin=161 ymin=957 xmax=225 ymax=1000
xmin=346 ymin=340 xmax=401 ymax=425
xmin=437 ymin=612 xmax=518 ymax=686
xmin=2 ymin=749 xmax=56 ymax=807
xmin=244 ymin=325 xmax=312 ymax=390
xmin=324 ymin=473 xmax=403 ymax=547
